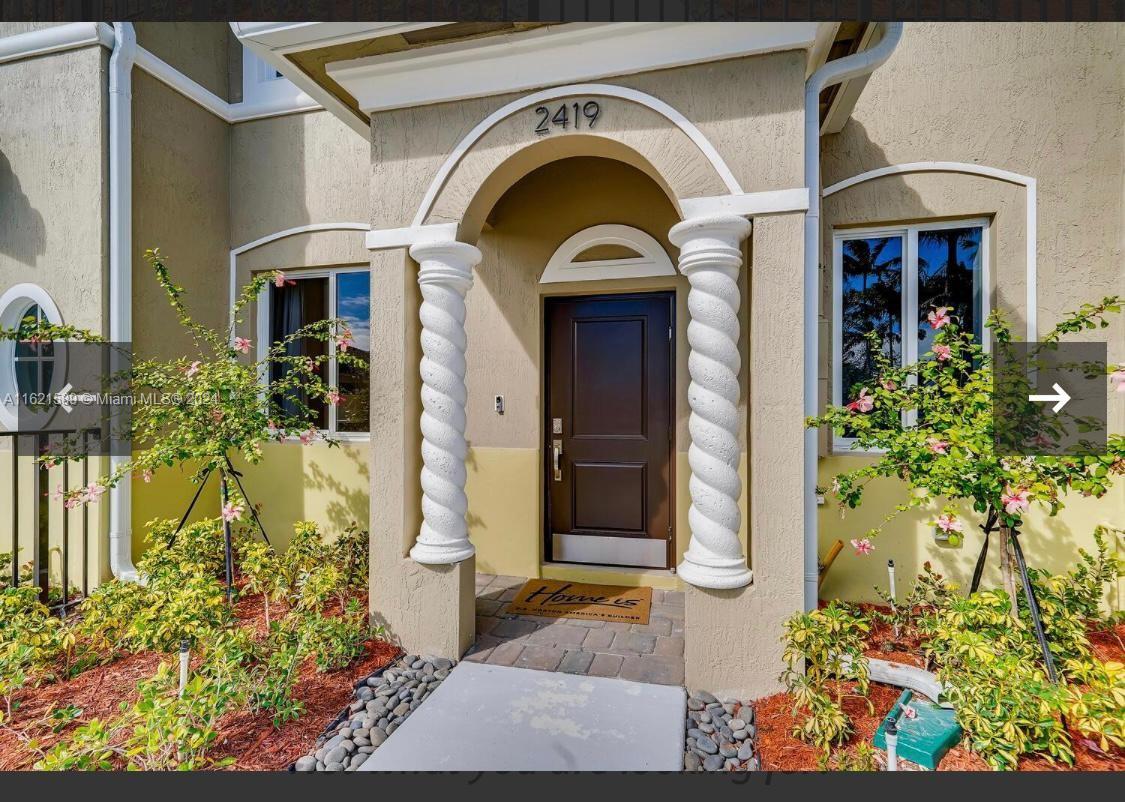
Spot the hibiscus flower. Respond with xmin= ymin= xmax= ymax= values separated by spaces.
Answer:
xmin=233 ymin=336 xmax=252 ymax=354
xmin=1110 ymin=368 xmax=1125 ymax=393
xmin=221 ymin=501 xmax=244 ymax=522
xmin=933 ymin=344 xmax=952 ymax=361
xmin=926 ymin=437 xmax=949 ymax=455
xmin=927 ymin=307 xmax=951 ymax=329
xmin=850 ymin=538 xmax=874 ymax=556
xmin=326 ymin=390 xmax=342 ymax=406
xmin=845 ymin=388 xmax=874 ymax=414
xmin=935 ymin=513 xmax=963 ymax=533
xmin=185 ymin=360 xmax=202 ymax=377
xmin=1001 ymin=486 xmax=1031 ymax=515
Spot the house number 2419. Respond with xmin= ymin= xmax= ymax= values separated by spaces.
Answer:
xmin=533 ymin=101 xmax=601 ymax=135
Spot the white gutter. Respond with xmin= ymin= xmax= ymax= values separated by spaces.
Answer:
xmin=0 ymin=21 xmax=112 ymax=64
xmin=803 ymin=22 xmax=904 ymax=611
xmin=0 ymin=22 xmax=319 ymax=123
xmin=108 ymin=22 xmax=138 ymax=582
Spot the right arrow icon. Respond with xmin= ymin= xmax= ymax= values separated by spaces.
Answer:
xmin=1029 ymin=382 xmax=1072 ymax=414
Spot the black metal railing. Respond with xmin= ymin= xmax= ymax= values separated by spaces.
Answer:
xmin=2 ymin=428 xmax=99 ymax=615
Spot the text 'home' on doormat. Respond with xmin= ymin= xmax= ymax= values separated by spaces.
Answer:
xmin=504 ymin=580 xmax=651 ymax=624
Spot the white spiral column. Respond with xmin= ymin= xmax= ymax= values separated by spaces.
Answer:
xmin=670 ymin=214 xmax=753 ymax=589
xmin=408 ymin=239 xmax=481 ymax=565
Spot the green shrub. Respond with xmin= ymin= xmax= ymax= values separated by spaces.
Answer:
xmin=780 ymin=601 xmax=872 ymax=754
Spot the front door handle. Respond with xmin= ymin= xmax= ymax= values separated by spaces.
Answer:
xmin=552 ymin=439 xmax=563 ymax=481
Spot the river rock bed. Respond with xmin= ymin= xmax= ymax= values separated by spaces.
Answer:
xmin=683 ymin=691 xmax=759 ymax=772
xmin=292 ymin=654 xmax=454 ymax=772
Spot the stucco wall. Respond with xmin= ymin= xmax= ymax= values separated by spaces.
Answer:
xmin=134 ymin=22 xmax=234 ymax=102
xmin=0 ymin=41 xmax=111 ymax=584
xmin=129 ymin=67 xmax=233 ymax=548
xmin=818 ymin=22 xmax=1125 ymax=604
xmin=368 ymin=50 xmax=807 ymax=233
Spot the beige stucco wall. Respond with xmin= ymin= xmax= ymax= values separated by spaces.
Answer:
xmin=134 ymin=22 xmax=234 ymax=102
xmin=818 ymin=22 xmax=1125 ymax=603
xmin=0 ymin=41 xmax=111 ymax=586
xmin=128 ymin=47 xmax=232 ymax=550
xmin=369 ymin=50 xmax=807 ymax=233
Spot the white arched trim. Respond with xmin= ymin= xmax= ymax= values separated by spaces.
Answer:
xmin=540 ymin=225 xmax=675 ymax=285
xmin=411 ymin=83 xmax=743 ymax=228
xmin=823 ymin=161 xmax=1037 ymax=340
xmin=228 ymin=222 xmax=371 ymax=329
xmin=0 ymin=284 xmax=63 ymax=430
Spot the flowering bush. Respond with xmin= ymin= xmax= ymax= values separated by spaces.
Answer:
xmin=810 ymin=297 xmax=1124 ymax=613
xmin=0 ymin=248 xmax=366 ymax=520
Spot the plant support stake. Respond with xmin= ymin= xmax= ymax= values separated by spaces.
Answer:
xmin=887 ymin=560 xmax=899 ymax=639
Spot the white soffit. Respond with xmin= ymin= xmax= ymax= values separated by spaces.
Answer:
xmin=230 ymin=22 xmax=451 ymax=137
xmin=327 ymin=22 xmax=821 ymax=113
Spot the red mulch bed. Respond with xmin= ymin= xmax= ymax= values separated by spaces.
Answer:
xmin=756 ymin=614 xmax=1125 ymax=772
xmin=0 ymin=585 xmax=398 ymax=771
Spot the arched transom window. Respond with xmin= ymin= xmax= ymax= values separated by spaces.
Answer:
xmin=540 ymin=224 xmax=676 ymax=284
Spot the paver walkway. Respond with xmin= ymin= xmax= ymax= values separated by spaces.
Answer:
xmin=469 ymin=573 xmax=685 ymax=686
xmin=359 ymin=662 xmax=686 ymax=771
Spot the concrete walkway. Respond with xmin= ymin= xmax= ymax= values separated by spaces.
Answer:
xmin=360 ymin=662 xmax=686 ymax=771
xmin=470 ymin=574 xmax=686 ymax=685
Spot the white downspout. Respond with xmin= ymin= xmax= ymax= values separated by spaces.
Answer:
xmin=108 ymin=22 xmax=138 ymax=581
xmin=803 ymin=22 xmax=903 ymax=611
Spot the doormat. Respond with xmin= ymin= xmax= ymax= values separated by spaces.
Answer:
xmin=505 ymin=580 xmax=651 ymax=625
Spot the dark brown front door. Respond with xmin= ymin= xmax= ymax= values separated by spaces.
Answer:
xmin=545 ymin=293 xmax=674 ymax=569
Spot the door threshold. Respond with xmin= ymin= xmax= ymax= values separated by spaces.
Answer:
xmin=540 ymin=562 xmax=680 ymax=590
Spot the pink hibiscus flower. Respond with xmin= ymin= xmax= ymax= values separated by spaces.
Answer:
xmin=141 ymin=469 xmax=153 ymax=483
xmin=927 ymin=307 xmax=951 ymax=330
xmin=299 ymin=428 xmax=317 ymax=445
xmin=185 ymin=360 xmax=202 ymax=377
xmin=845 ymin=388 xmax=874 ymax=414
xmin=1110 ymin=368 xmax=1125 ymax=393
xmin=850 ymin=538 xmax=874 ymax=556
xmin=221 ymin=501 xmax=244 ymax=522
xmin=234 ymin=336 xmax=252 ymax=354
xmin=337 ymin=335 xmax=354 ymax=353
xmin=85 ymin=482 xmax=105 ymax=503
xmin=933 ymin=344 xmax=952 ymax=361
xmin=326 ymin=390 xmax=342 ymax=406
xmin=1001 ymin=486 xmax=1031 ymax=515
xmin=926 ymin=437 xmax=949 ymax=455
xmin=881 ymin=378 xmax=897 ymax=391
xmin=935 ymin=513 xmax=963 ymax=533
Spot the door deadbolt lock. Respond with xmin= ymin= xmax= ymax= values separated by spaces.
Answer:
xmin=552 ymin=417 xmax=563 ymax=435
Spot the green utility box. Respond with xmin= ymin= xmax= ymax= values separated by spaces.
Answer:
xmin=873 ymin=689 xmax=962 ymax=770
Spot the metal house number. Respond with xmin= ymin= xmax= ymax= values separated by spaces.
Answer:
xmin=533 ymin=100 xmax=601 ymax=135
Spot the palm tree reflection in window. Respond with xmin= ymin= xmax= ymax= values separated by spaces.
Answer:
xmin=917 ymin=227 xmax=983 ymax=354
xmin=841 ymin=236 xmax=903 ymax=400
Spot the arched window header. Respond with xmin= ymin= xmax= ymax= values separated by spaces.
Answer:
xmin=540 ymin=224 xmax=676 ymax=285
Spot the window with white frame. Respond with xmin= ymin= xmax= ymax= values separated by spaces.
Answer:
xmin=240 ymin=46 xmax=303 ymax=108
xmin=259 ymin=269 xmax=370 ymax=436
xmin=832 ymin=219 xmax=988 ymax=449
xmin=0 ymin=284 xmax=63 ymax=431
